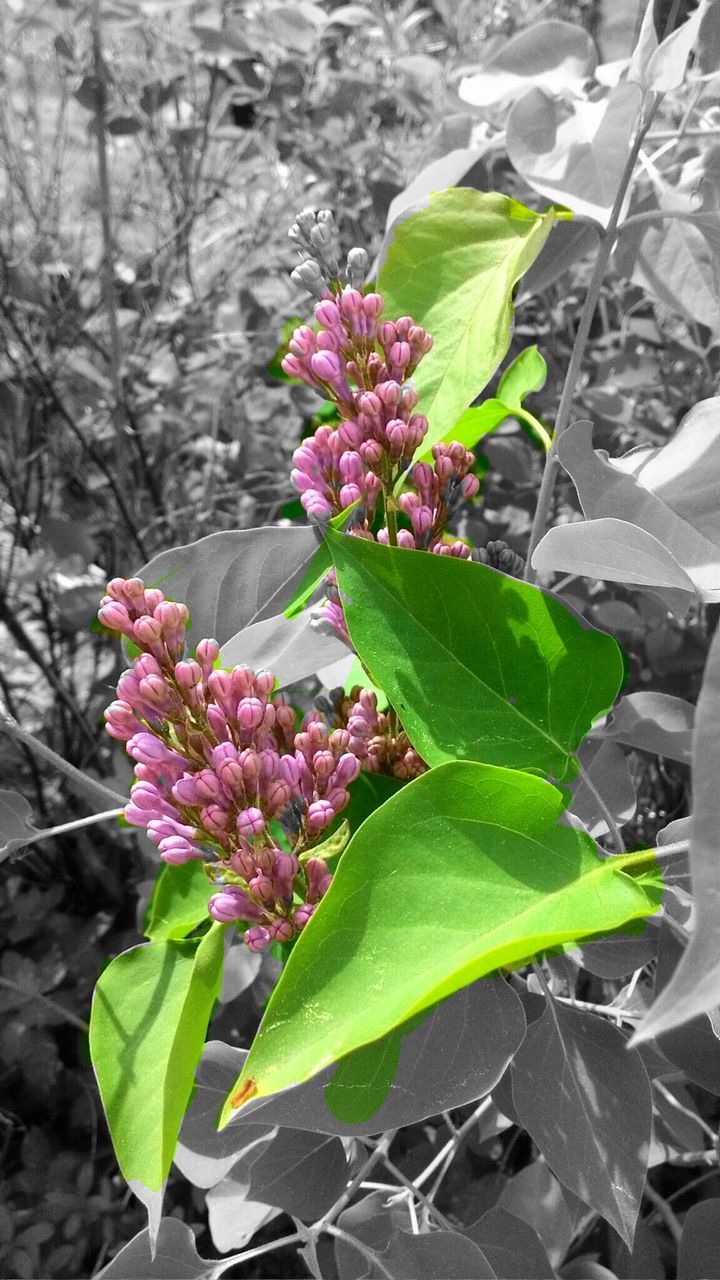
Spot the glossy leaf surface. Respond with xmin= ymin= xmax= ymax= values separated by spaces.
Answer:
xmin=511 ymin=1000 xmax=652 ymax=1247
xmin=90 ymin=927 xmax=225 ymax=1196
xmin=144 ymin=861 xmax=211 ymax=943
xmin=377 ymin=188 xmax=554 ymax=453
xmin=221 ymin=762 xmax=661 ymax=1121
xmin=328 ymin=529 xmax=624 ymax=780
xmin=136 ymin=526 xmax=325 ymax=648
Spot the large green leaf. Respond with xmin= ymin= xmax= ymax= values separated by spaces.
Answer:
xmin=220 ymin=762 xmax=662 ymax=1121
xmin=327 ymin=529 xmax=624 ymax=782
xmin=143 ymin=861 xmax=212 ymax=943
xmin=90 ymin=925 xmax=225 ymax=1195
xmin=377 ymin=188 xmax=555 ymax=453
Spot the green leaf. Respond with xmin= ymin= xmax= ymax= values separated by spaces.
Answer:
xmin=219 ymin=762 xmax=662 ymax=1120
xmin=327 ymin=530 xmax=624 ymax=781
xmin=90 ymin=925 xmax=225 ymax=1195
xmin=143 ymin=861 xmax=212 ymax=943
xmin=136 ymin=526 xmax=326 ymax=647
xmin=510 ymin=999 xmax=652 ymax=1248
xmin=282 ymin=539 xmax=332 ymax=618
xmin=445 ymin=347 xmax=551 ymax=454
xmin=377 ymin=188 xmax=555 ymax=454
xmin=507 ymin=81 xmax=641 ymax=226
xmin=497 ymin=345 xmax=548 ymax=410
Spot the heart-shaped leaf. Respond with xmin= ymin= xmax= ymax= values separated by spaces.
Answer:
xmin=90 ymin=926 xmax=225 ymax=1199
xmin=510 ymin=1000 xmax=652 ymax=1248
xmin=328 ymin=529 xmax=624 ymax=781
xmin=507 ymin=81 xmax=642 ymax=226
xmin=377 ymin=188 xmax=555 ymax=453
xmin=136 ymin=526 xmax=326 ymax=648
xmin=544 ymin=415 xmax=720 ymax=599
xmin=220 ymin=762 xmax=662 ymax=1121
xmin=183 ymin=973 xmax=524 ymax=1143
xmin=458 ymin=20 xmax=597 ymax=107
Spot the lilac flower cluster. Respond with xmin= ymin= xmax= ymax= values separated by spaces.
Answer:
xmin=332 ymin=686 xmax=426 ymax=781
xmin=99 ymin=577 xmax=365 ymax=951
xmin=285 ymin=208 xmax=481 ymax=639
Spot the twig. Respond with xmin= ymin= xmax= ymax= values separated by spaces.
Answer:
xmin=643 ymin=1180 xmax=682 ymax=1245
xmin=91 ymin=0 xmax=127 ymax=496
xmin=414 ymin=1098 xmax=494 ymax=1191
xmin=0 ymin=707 xmax=127 ymax=811
xmin=577 ymin=762 xmax=626 ymax=852
xmin=524 ymin=93 xmax=662 ymax=582
xmin=0 ymin=293 xmax=148 ymax=558
xmin=0 ymin=588 xmax=101 ymax=751
xmin=13 ymin=807 xmax=123 ymax=853
xmin=324 ymin=1224 xmax=395 ymax=1280
xmin=210 ymin=1231 xmax=305 ymax=1279
xmin=0 ymin=975 xmax=87 ymax=1032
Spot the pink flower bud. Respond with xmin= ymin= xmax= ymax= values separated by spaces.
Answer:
xmin=332 ymin=752 xmax=361 ymax=787
xmin=209 ymin=887 xmax=264 ymax=924
xmin=310 ymin=350 xmax=343 ymax=384
xmin=229 ymin=846 xmax=256 ymax=879
xmin=307 ymin=799 xmax=335 ymax=835
xmin=201 ymin=804 xmax=230 ymax=835
xmin=268 ymin=918 xmax=295 ymax=943
xmin=195 ymin=638 xmax=220 ymax=681
xmin=133 ymin=615 xmax=165 ymax=653
xmin=98 ymin=600 xmax=134 ymax=635
xmin=249 ymin=873 xmax=275 ymax=904
xmin=305 ymin=857 xmax=332 ymax=902
xmin=244 ymin=925 xmax=271 ymax=953
xmin=175 ymin=659 xmax=203 ymax=692
xmin=279 ymin=755 xmax=300 ymax=787
xmin=264 ymin=780 xmax=292 ymax=816
xmin=362 ymin=292 xmax=384 ymax=319
xmin=302 ymin=491 xmax=333 ymax=519
xmin=396 ymin=530 xmax=416 ymax=550
xmin=462 ymin=474 xmax=480 ymax=499
xmin=315 ymin=300 xmax=342 ymax=328
xmin=159 ymin=836 xmax=202 ymax=865
xmin=293 ymin=902 xmax=316 ymax=930
xmin=172 ymin=776 xmax=200 ymax=806
xmin=103 ymin=700 xmax=143 ymax=741
xmin=237 ymin=807 xmax=265 ymax=838
xmin=312 ymin=749 xmax=336 ymax=781
xmin=273 ymin=851 xmax=298 ymax=899
xmin=237 ymin=697 xmax=265 ymax=731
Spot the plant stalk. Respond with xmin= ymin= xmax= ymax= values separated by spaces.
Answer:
xmin=524 ymin=92 xmax=661 ymax=583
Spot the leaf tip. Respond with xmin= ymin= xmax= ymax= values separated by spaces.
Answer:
xmin=219 ymin=1075 xmax=258 ymax=1128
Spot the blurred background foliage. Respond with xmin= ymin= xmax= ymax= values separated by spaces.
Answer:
xmin=2 ymin=0 xmax=720 ymax=1275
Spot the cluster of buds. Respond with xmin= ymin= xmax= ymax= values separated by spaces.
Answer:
xmin=286 ymin=209 xmax=481 ymax=641
xmin=99 ymin=578 xmax=367 ymax=952
xmin=316 ymin=686 xmax=427 ymax=782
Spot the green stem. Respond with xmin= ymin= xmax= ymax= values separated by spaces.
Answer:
xmin=524 ymin=93 xmax=661 ymax=583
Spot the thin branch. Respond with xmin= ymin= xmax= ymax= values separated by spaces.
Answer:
xmin=524 ymin=93 xmax=662 ymax=582
xmin=0 ymin=975 xmax=87 ymax=1032
xmin=0 ymin=707 xmax=127 ymax=810
xmin=643 ymin=1181 xmax=682 ymax=1245
xmin=14 ymin=808 xmax=123 ymax=854
xmin=210 ymin=1231 xmax=305 ymax=1279
xmin=576 ymin=763 xmax=626 ymax=853
xmin=324 ymin=1224 xmax=395 ymax=1280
